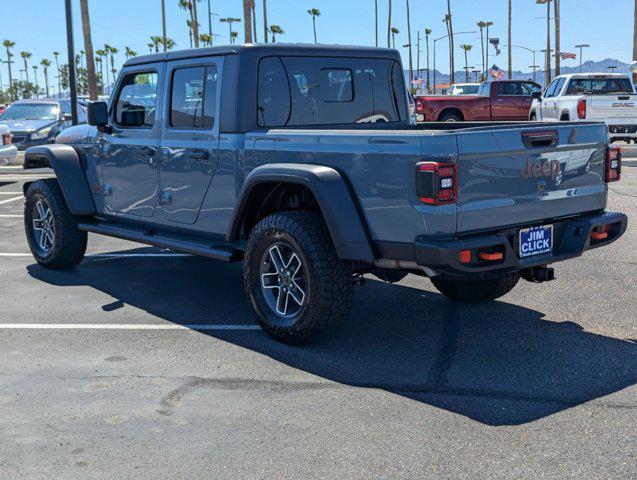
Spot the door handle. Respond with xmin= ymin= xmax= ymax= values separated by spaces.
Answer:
xmin=137 ymin=146 xmax=156 ymax=158
xmin=186 ymin=150 xmax=210 ymax=160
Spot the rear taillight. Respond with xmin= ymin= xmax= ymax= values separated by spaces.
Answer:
xmin=577 ymin=99 xmax=586 ymax=119
xmin=2 ymin=133 xmax=10 ymax=145
xmin=416 ymin=161 xmax=457 ymax=205
xmin=606 ymin=146 xmax=621 ymax=182
xmin=415 ymin=98 xmax=425 ymax=114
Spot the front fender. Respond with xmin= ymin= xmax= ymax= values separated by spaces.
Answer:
xmin=24 ymin=144 xmax=96 ymax=215
xmin=229 ymin=163 xmax=375 ymax=263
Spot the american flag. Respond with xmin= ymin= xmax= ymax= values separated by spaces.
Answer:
xmin=560 ymin=52 xmax=577 ymax=60
xmin=488 ymin=64 xmax=504 ymax=79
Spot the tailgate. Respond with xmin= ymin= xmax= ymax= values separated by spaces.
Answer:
xmin=456 ymin=123 xmax=608 ymax=234
xmin=587 ymin=95 xmax=637 ymax=120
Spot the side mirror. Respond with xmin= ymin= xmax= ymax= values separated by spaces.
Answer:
xmin=531 ymin=91 xmax=542 ymax=100
xmin=62 ymin=113 xmax=73 ymax=122
xmin=87 ymin=101 xmax=109 ymax=128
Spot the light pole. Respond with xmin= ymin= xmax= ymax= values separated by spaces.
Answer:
xmin=504 ymin=44 xmax=537 ymax=82
xmin=472 ymin=69 xmax=481 ymax=82
xmin=219 ymin=18 xmax=241 ymax=44
xmin=608 ymin=65 xmax=618 ymax=73
xmin=433 ymin=30 xmax=476 ymax=94
xmin=529 ymin=64 xmax=540 ymax=81
xmin=64 ymin=0 xmax=78 ymax=123
xmin=536 ymin=0 xmax=552 ymax=84
xmin=575 ymin=43 xmax=590 ymax=72
xmin=484 ymin=21 xmax=493 ymax=79
xmin=161 ymin=0 xmax=167 ymax=52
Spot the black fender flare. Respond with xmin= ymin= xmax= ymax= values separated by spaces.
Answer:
xmin=228 ymin=163 xmax=375 ymax=263
xmin=24 ymin=145 xmax=96 ymax=215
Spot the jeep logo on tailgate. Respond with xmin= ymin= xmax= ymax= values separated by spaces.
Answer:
xmin=520 ymin=158 xmax=560 ymax=179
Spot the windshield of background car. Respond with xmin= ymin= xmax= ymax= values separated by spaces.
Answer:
xmin=0 ymin=103 xmax=59 ymax=121
xmin=477 ymin=83 xmax=490 ymax=96
xmin=565 ymin=78 xmax=634 ymax=95
xmin=257 ymin=56 xmax=407 ymax=127
xmin=520 ymin=82 xmax=542 ymax=95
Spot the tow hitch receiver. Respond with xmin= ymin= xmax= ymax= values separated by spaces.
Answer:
xmin=522 ymin=266 xmax=555 ymax=283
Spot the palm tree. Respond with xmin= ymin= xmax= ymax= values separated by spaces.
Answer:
xmin=3 ymin=41 xmax=15 ymax=100
xmin=307 ymin=9 xmax=320 ymax=44
xmin=263 ymin=0 xmax=269 ymax=42
xmin=79 ymin=50 xmax=85 ymax=69
xmin=405 ymin=0 xmax=413 ymax=85
xmin=163 ymin=37 xmax=176 ymax=51
xmin=147 ymin=42 xmax=155 ymax=53
xmin=79 ymin=0 xmax=99 ymax=100
xmin=374 ymin=0 xmax=378 ymax=47
xmin=40 ymin=59 xmax=51 ymax=97
xmin=20 ymin=51 xmax=31 ymax=83
xmin=476 ymin=21 xmax=486 ymax=77
xmin=95 ymin=49 xmax=106 ymax=88
xmin=387 ymin=0 xmax=392 ymax=48
xmin=425 ymin=28 xmax=431 ymax=93
xmin=199 ymin=33 xmax=213 ymax=47
xmin=554 ymin=0 xmax=560 ymax=76
xmin=230 ymin=31 xmax=238 ymax=44
xmin=390 ymin=27 xmax=399 ymax=49
xmin=31 ymin=65 xmax=39 ymax=97
xmin=251 ymin=1 xmax=258 ymax=42
xmin=460 ymin=44 xmax=472 ymax=82
xmin=445 ymin=0 xmax=455 ymax=83
xmin=507 ymin=0 xmax=512 ymax=79
xmin=125 ymin=46 xmax=137 ymax=59
xmin=52 ymin=50 xmax=61 ymax=96
xmin=243 ymin=0 xmax=253 ymax=43
xmin=179 ymin=0 xmax=200 ymax=48
xmin=269 ymin=25 xmax=284 ymax=43
xmin=108 ymin=46 xmax=118 ymax=80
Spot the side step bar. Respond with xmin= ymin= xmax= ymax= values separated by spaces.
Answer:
xmin=78 ymin=222 xmax=243 ymax=262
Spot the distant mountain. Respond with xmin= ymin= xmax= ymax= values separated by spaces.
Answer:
xmin=407 ymin=58 xmax=631 ymax=90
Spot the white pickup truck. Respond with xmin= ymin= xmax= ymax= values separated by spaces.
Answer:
xmin=529 ymin=73 xmax=637 ymax=142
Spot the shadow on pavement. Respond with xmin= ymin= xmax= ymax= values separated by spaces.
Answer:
xmin=27 ymin=248 xmax=636 ymax=426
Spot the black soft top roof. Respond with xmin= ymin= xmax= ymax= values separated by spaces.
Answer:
xmin=124 ymin=43 xmax=400 ymax=67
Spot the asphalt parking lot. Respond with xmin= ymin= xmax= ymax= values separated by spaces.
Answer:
xmin=0 ymin=168 xmax=635 ymax=479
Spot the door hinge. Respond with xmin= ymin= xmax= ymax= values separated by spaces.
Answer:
xmin=159 ymin=190 xmax=172 ymax=205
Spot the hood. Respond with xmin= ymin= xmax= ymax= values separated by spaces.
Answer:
xmin=0 ymin=119 xmax=57 ymax=133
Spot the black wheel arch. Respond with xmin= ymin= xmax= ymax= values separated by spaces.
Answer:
xmin=23 ymin=144 xmax=96 ymax=215
xmin=228 ymin=163 xmax=375 ymax=263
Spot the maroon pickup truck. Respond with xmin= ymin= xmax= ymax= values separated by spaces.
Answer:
xmin=415 ymin=80 xmax=542 ymax=122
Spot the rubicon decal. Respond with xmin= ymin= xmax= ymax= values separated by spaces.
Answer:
xmin=520 ymin=158 xmax=560 ymax=179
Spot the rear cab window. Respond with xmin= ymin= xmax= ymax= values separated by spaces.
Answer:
xmin=257 ymin=56 xmax=407 ymax=127
xmin=565 ymin=77 xmax=635 ymax=95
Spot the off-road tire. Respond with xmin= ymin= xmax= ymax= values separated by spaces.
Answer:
xmin=24 ymin=179 xmax=87 ymax=269
xmin=431 ymin=272 xmax=520 ymax=303
xmin=244 ymin=211 xmax=353 ymax=344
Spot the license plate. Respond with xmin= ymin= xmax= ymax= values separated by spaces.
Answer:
xmin=519 ymin=224 xmax=553 ymax=258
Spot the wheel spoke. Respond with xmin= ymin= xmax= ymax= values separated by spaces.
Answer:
xmin=45 ymin=228 xmax=55 ymax=247
xmin=32 ymin=219 xmax=43 ymax=231
xmin=276 ymin=287 xmax=289 ymax=316
xmin=288 ymin=281 xmax=305 ymax=306
xmin=285 ymin=253 xmax=302 ymax=278
xmin=38 ymin=229 xmax=48 ymax=249
xmin=36 ymin=201 xmax=47 ymax=220
xmin=261 ymin=272 xmax=280 ymax=290
xmin=268 ymin=246 xmax=285 ymax=274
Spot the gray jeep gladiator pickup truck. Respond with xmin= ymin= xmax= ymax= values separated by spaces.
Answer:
xmin=23 ymin=44 xmax=627 ymax=343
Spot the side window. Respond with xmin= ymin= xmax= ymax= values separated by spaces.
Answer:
xmin=202 ymin=66 xmax=218 ymax=128
xmin=498 ymin=83 xmax=519 ymax=95
xmin=520 ymin=82 xmax=541 ymax=96
xmin=257 ymin=57 xmax=291 ymax=127
xmin=544 ymin=79 xmax=559 ymax=98
xmin=115 ymin=71 xmax=158 ymax=127
xmin=478 ymin=82 xmax=490 ymax=96
xmin=552 ymin=78 xmax=565 ymax=97
xmin=170 ymin=67 xmax=205 ymax=128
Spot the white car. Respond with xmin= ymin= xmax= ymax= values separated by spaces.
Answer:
xmin=529 ymin=73 xmax=637 ymax=142
xmin=0 ymin=124 xmax=18 ymax=165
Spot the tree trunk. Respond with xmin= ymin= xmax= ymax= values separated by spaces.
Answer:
xmin=79 ymin=0 xmax=98 ymax=100
xmin=464 ymin=49 xmax=469 ymax=82
xmin=5 ymin=48 xmax=13 ymax=101
xmin=508 ymin=0 xmax=512 ymax=79
xmin=44 ymin=68 xmax=49 ymax=97
xmin=387 ymin=0 xmax=392 ymax=48
xmin=252 ymin=3 xmax=258 ymax=42
xmin=479 ymin=27 xmax=485 ymax=77
xmin=243 ymin=0 xmax=252 ymax=43
xmin=634 ymin=0 xmax=637 ymax=84
xmin=425 ymin=36 xmax=430 ymax=93
xmin=192 ymin=2 xmax=200 ymax=47
xmin=447 ymin=0 xmax=454 ymax=83
xmin=406 ymin=0 xmax=413 ymax=86
xmin=312 ymin=17 xmax=317 ymax=43
xmin=263 ymin=0 xmax=269 ymax=43
xmin=24 ymin=58 xmax=29 ymax=83
xmin=374 ymin=0 xmax=378 ymax=47
xmin=554 ymin=0 xmax=560 ymax=75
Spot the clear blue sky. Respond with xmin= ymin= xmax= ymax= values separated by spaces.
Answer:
xmin=2 ymin=0 xmax=634 ymax=80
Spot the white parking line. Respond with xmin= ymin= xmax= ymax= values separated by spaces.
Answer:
xmin=0 ymin=323 xmax=260 ymax=330
xmin=0 ymin=253 xmax=192 ymax=257
xmin=0 ymin=175 xmax=55 ymax=181
xmin=0 ymin=196 xmax=22 ymax=205
xmin=0 ymin=214 xmax=22 ymax=218
xmin=0 ymin=192 xmax=22 ymax=195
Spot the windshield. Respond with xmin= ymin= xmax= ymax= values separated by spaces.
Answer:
xmin=0 ymin=103 xmax=59 ymax=121
xmin=566 ymin=78 xmax=634 ymax=95
xmin=451 ymin=84 xmax=479 ymax=95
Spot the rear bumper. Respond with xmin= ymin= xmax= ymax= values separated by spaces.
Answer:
xmin=413 ymin=211 xmax=627 ymax=276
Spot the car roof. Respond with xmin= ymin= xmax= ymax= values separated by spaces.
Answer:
xmin=124 ymin=43 xmax=400 ymax=67
xmin=12 ymin=98 xmax=61 ymax=105
xmin=557 ymin=73 xmax=631 ymax=79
